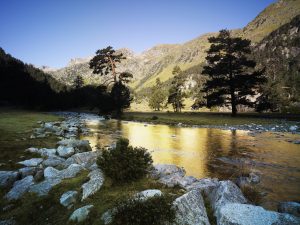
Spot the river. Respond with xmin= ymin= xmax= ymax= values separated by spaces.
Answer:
xmin=81 ymin=118 xmax=300 ymax=210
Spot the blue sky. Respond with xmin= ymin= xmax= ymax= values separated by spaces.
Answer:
xmin=0 ymin=0 xmax=275 ymax=68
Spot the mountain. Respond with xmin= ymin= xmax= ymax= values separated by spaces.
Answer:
xmin=43 ymin=0 xmax=300 ymax=108
xmin=253 ymin=14 xmax=300 ymax=106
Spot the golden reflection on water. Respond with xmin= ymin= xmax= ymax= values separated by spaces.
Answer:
xmin=82 ymin=120 xmax=300 ymax=210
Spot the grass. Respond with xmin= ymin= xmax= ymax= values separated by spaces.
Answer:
xmin=122 ymin=111 xmax=300 ymax=126
xmin=0 ymin=173 xmax=183 ymax=225
xmin=0 ymin=109 xmax=62 ymax=170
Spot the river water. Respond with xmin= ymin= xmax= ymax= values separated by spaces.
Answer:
xmin=81 ymin=119 xmax=300 ymax=210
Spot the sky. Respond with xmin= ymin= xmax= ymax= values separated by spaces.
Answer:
xmin=0 ymin=0 xmax=275 ymax=68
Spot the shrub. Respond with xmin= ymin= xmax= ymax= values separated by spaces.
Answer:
xmin=112 ymin=195 xmax=176 ymax=225
xmin=97 ymin=138 xmax=153 ymax=183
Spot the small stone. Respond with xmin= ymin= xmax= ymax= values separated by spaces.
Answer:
xmin=18 ymin=158 xmax=43 ymax=167
xmin=60 ymin=191 xmax=78 ymax=207
xmin=69 ymin=205 xmax=94 ymax=222
xmin=5 ymin=176 xmax=34 ymax=200
xmin=57 ymin=146 xmax=75 ymax=158
xmin=0 ymin=171 xmax=19 ymax=188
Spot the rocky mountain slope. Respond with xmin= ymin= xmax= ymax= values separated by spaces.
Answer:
xmin=44 ymin=0 xmax=300 ymax=95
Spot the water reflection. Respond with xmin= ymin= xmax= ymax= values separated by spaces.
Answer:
xmin=81 ymin=120 xmax=300 ymax=210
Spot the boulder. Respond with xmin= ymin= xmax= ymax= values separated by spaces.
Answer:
xmin=64 ymin=151 xmax=100 ymax=168
xmin=101 ymin=210 xmax=114 ymax=225
xmin=219 ymin=203 xmax=300 ymax=225
xmin=44 ymin=167 xmax=60 ymax=179
xmin=57 ymin=146 xmax=75 ymax=158
xmin=29 ymin=178 xmax=62 ymax=196
xmin=278 ymin=201 xmax=300 ymax=217
xmin=207 ymin=180 xmax=247 ymax=220
xmin=39 ymin=148 xmax=57 ymax=157
xmin=0 ymin=171 xmax=19 ymax=188
xmin=44 ymin=164 xmax=84 ymax=180
xmin=61 ymin=164 xmax=84 ymax=179
xmin=159 ymin=174 xmax=198 ymax=188
xmin=69 ymin=205 xmax=94 ymax=223
xmin=5 ymin=176 xmax=34 ymax=200
xmin=152 ymin=164 xmax=186 ymax=178
xmin=0 ymin=219 xmax=16 ymax=225
xmin=172 ymin=189 xmax=210 ymax=225
xmin=42 ymin=155 xmax=65 ymax=167
xmin=18 ymin=158 xmax=43 ymax=167
xmin=81 ymin=169 xmax=104 ymax=201
xmin=57 ymin=139 xmax=92 ymax=152
xmin=18 ymin=167 xmax=37 ymax=178
xmin=135 ymin=189 xmax=162 ymax=201
xmin=185 ymin=178 xmax=219 ymax=194
xmin=60 ymin=191 xmax=78 ymax=208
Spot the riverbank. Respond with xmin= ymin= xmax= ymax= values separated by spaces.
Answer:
xmin=122 ymin=111 xmax=300 ymax=133
xmin=0 ymin=110 xmax=300 ymax=225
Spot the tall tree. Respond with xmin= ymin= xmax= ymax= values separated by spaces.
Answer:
xmin=89 ymin=46 xmax=133 ymax=116
xmin=202 ymin=29 xmax=265 ymax=116
xmin=89 ymin=46 xmax=128 ymax=85
xmin=167 ymin=66 xmax=186 ymax=112
xmin=148 ymin=78 xmax=167 ymax=111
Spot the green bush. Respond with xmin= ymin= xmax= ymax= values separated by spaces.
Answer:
xmin=97 ymin=138 xmax=153 ymax=183
xmin=112 ymin=195 xmax=176 ymax=225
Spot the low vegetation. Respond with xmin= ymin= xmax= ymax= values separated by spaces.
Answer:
xmin=97 ymin=138 xmax=153 ymax=183
xmin=240 ymin=185 xmax=263 ymax=206
xmin=112 ymin=195 xmax=176 ymax=225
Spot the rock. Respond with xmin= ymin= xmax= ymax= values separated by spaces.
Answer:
xmin=208 ymin=180 xmax=247 ymax=220
xmin=18 ymin=158 xmax=43 ymax=167
xmin=0 ymin=171 xmax=19 ymax=188
xmin=5 ymin=176 xmax=34 ymax=200
xmin=39 ymin=148 xmax=57 ymax=157
xmin=278 ymin=201 xmax=300 ymax=217
xmin=236 ymin=172 xmax=260 ymax=188
xmin=152 ymin=164 xmax=186 ymax=178
xmin=64 ymin=151 xmax=100 ymax=168
xmin=172 ymin=189 xmax=210 ymax=225
xmin=101 ymin=210 xmax=114 ymax=225
xmin=61 ymin=164 xmax=84 ymax=179
xmin=44 ymin=167 xmax=60 ymax=179
xmin=0 ymin=219 xmax=16 ymax=225
xmin=69 ymin=205 xmax=94 ymax=222
xmin=293 ymin=140 xmax=300 ymax=144
xmin=44 ymin=164 xmax=84 ymax=180
xmin=135 ymin=189 xmax=162 ymax=201
xmin=57 ymin=146 xmax=75 ymax=158
xmin=42 ymin=155 xmax=65 ymax=167
xmin=60 ymin=191 xmax=78 ymax=208
xmin=25 ymin=147 xmax=39 ymax=153
xmin=185 ymin=178 xmax=219 ymax=194
xmin=18 ymin=167 xmax=37 ymax=178
xmin=289 ymin=125 xmax=298 ymax=132
xmin=34 ymin=169 xmax=44 ymax=182
xmin=159 ymin=174 xmax=198 ymax=188
xmin=57 ymin=139 xmax=92 ymax=152
xmin=29 ymin=178 xmax=62 ymax=196
xmin=81 ymin=169 xmax=104 ymax=201
xmin=219 ymin=203 xmax=300 ymax=225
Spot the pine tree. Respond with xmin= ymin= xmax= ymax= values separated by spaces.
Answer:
xmin=167 ymin=66 xmax=186 ymax=112
xmin=202 ymin=29 xmax=265 ymax=116
xmin=148 ymin=78 xmax=167 ymax=111
xmin=89 ymin=46 xmax=132 ymax=85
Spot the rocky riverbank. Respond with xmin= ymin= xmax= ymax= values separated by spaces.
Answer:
xmin=0 ymin=112 xmax=299 ymax=225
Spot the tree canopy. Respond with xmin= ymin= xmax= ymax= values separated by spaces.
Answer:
xmin=202 ymin=29 xmax=265 ymax=116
